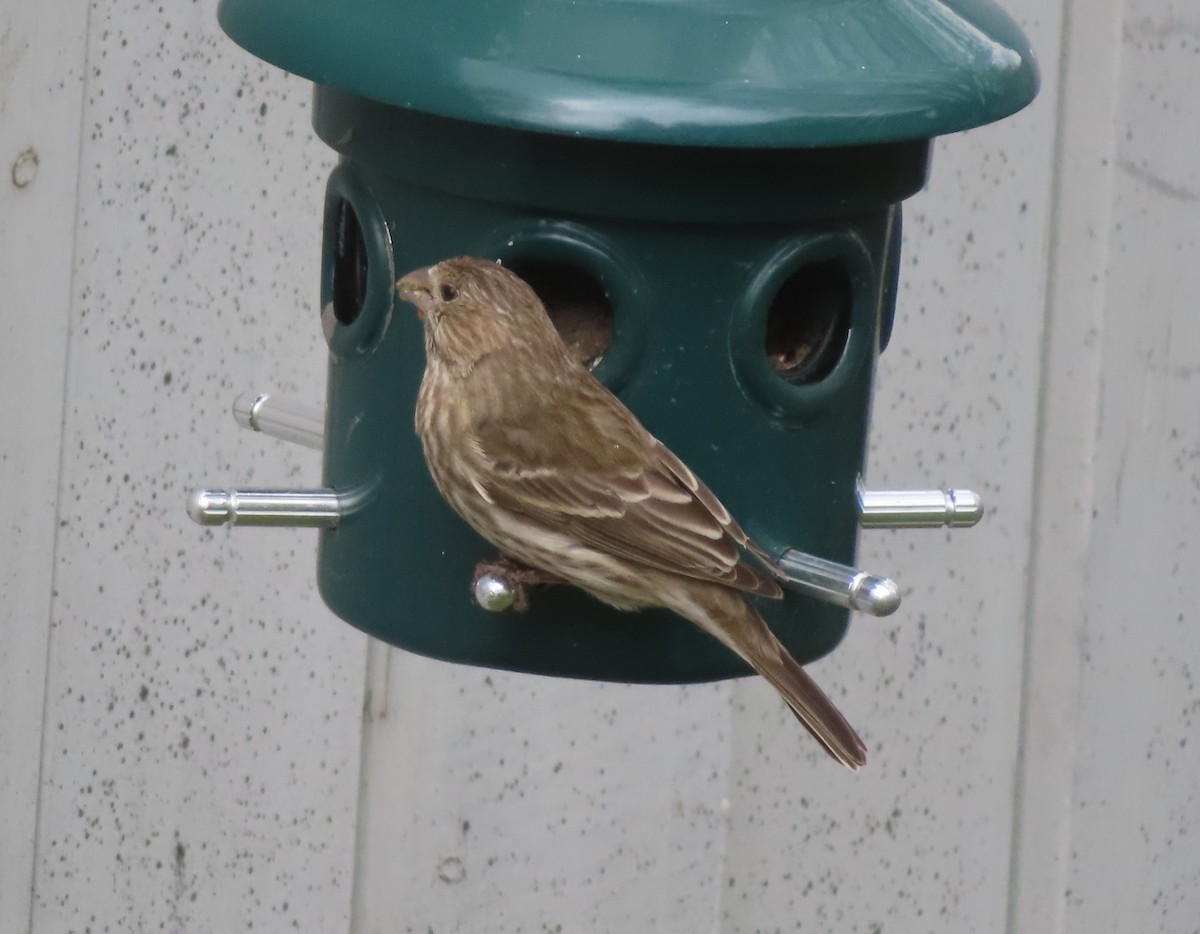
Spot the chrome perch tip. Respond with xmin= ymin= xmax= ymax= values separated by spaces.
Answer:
xmin=232 ymin=391 xmax=269 ymax=432
xmin=473 ymin=575 xmax=516 ymax=612
xmin=187 ymin=489 xmax=233 ymax=526
xmin=775 ymin=548 xmax=902 ymax=617
xmin=231 ymin=390 xmax=326 ymax=451
xmin=947 ymin=488 xmax=984 ymax=527
xmin=849 ymin=574 xmax=902 ymax=616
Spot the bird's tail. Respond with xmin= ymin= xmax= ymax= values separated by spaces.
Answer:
xmin=664 ymin=581 xmax=867 ymax=771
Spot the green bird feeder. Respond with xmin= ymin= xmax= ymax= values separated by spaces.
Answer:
xmin=190 ymin=0 xmax=1037 ymax=682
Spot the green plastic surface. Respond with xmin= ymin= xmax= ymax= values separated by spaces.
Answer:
xmin=219 ymin=0 xmax=1038 ymax=147
xmin=313 ymin=95 xmax=915 ymax=682
xmin=215 ymin=0 xmax=1038 ymax=682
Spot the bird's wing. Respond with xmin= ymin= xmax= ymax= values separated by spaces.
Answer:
xmin=473 ymin=384 xmax=782 ymax=599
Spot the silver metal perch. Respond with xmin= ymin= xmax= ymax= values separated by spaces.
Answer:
xmin=232 ymin=391 xmax=325 ymax=450
xmin=187 ymin=392 xmax=364 ymax=529
xmin=192 ymin=391 xmax=993 ymax=617
xmin=856 ymin=480 xmax=983 ymax=529
xmin=221 ymin=392 xmax=985 ymax=533
xmin=472 ymin=549 xmax=902 ymax=617
xmin=775 ymin=550 xmax=901 ymax=617
xmin=187 ymin=488 xmax=348 ymax=528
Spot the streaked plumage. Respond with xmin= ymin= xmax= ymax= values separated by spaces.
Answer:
xmin=399 ymin=257 xmax=866 ymax=769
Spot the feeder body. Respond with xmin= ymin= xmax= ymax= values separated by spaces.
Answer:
xmin=313 ymin=93 xmax=918 ymax=681
xmin=215 ymin=0 xmax=1038 ymax=682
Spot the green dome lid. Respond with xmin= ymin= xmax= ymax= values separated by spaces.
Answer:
xmin=219 ymin=0 xmax=1037 ymax=147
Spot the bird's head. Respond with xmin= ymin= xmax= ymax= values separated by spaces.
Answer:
xmin=397 ymin=257 xmax=565 ymax=370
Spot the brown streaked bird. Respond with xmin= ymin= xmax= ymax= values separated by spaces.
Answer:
xmin=397 ymin=257 xmax=866 ymax=770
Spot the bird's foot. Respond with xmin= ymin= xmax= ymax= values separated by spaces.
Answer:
xmin=472 ymin=556 xmax=565 ymax=613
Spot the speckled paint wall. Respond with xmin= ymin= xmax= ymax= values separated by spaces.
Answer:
xmin=3 ymin=1 xmax=1199 ymax=933
xmin=1050 ymin=2 xmax=1200 ymax=929
xmin=4 ymin=3 xmax=365 ymax=932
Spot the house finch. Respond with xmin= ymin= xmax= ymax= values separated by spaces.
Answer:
xmin=398 ymin=257 xmax=866 ymax=770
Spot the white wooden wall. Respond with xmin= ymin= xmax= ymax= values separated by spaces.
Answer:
xmin=2 ymin=1 xmax=1197 ymax=932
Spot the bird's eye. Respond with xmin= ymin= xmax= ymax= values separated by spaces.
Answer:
xmin=439 ymin=283 xmax=459 ymax=302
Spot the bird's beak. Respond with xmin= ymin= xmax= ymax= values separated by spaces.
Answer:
xmin=397 ymin=267 xmax=434 ymax=320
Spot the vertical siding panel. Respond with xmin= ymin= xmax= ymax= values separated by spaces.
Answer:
xmin=351 ymin=650 xmax=733 ymax=933
xmin=0 ymin=2 xmax=89 ymax=931
xmin=1061 ymin=2 xmax=1200 ymax=930
xmin=27 ymin=3 xmax=366 ymax=931
xmin=1006 ymin=0 xmax=1127 ymax=930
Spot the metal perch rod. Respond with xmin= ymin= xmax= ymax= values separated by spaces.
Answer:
xmin=187 ymin=488 xmax=346 ymax=528
xmin=232 ymin=391 xmax=324 ymax=450
xmin=185 ymin=392 xmax=1002 ymax=616
xmin=233 ymin=391 xmax=983 ymax=530
xmin=774 ymin=550 xmax=900 ymax=617
xmin=857 ymin=483 xmax=983 ymax=529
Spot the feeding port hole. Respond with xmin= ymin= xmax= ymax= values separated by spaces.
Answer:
xmin=508 ymin=260 xmax=614 ymax=370
xmin=331 ymin=197 xmax=368 ymax=327
xmin=765 ymin=260 xmax=852 ymax=385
